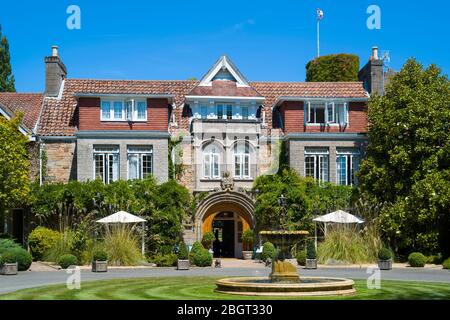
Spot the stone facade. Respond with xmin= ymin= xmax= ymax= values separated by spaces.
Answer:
xmin=43 ymin=140 xmax=77 ymax=183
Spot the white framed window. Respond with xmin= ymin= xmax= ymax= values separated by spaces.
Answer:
xmin=100 ymin=98 xmax=147 ymax=122
xmin=234 ymin=141 xmax=251 ymax=179
xmin=306 ymin=101 xmax=348 ymax=125
xmin=93 ymin=146 xmax=119 ymax=184
xmin=203 ymin=144 xmax=221 ymax=179
xmin=304 ymin=148 xmax=329 ymax=183
xmin=242 ymin=105 xmax=249 ymax=120
xmin=336 ymin=148 xmax=360 ymax=186
xmin=127 ymin=146 xmax=153 ymax=180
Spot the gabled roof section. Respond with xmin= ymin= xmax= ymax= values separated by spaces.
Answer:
xmin=198 ymin=55 xmax=250 ymax=87
xmin=0 ymin=93 xmax=44 ymax=133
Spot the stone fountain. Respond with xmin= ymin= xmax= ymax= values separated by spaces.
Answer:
xmin=215 ymin=195 xmax=356 ymax=296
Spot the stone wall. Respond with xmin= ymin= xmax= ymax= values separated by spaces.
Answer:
xmin=43 ymin=141 xmax=77 ymax=183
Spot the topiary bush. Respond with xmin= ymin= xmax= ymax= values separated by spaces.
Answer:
xmin=261 ymin=242 xmax=276 ymax=262
xmin=28 ymin=227 xmax=60 ymax=261
xmin=189 ymin=241 xmax=204 ymax=263
xmin=378 ymin=248 xmax=392 ymax=261
xmin=443 ymin=258 xmax=450 ymax=270
xmin=408 ymin=252 xmax=426 ymax=267
xmin=306 ymin=53 xmax=360 ymax=82
xmin=92 ymin=250 xmax=108 ymax=262
xmin=306 ymin=240 xmax=316 ymax=259
xmin=192 ymin=248 xmax=212 ymax=267
xmin=58 ymin=254 xmax=78 ymax=269
xmin=296 ymin=250 xmax=306 ymax=266
xmin=177 ymin=241 xmax=189 ymax=260
xmin=0 ymin=248 xmax=32 ymax=271
xmin=201 ymin=232 xmax=215 ymax=250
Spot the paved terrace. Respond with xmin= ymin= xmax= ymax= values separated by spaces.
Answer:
xmin=0 ymin=259 xmax=449 ymax=294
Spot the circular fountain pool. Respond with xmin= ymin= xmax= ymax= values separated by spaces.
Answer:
xmin=215 ymin=276 xmax=355 ymax=296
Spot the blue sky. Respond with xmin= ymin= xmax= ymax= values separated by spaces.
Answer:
xmin=1 ymin=0 xmax=448 ymax=92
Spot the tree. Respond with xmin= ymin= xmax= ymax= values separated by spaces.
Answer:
xmin=0 ymin=25 xmax=15 ymax=92
xmin=358 ymin=59 xmax=450 ymax=256
xmin=0 ymin=115 xmax=30 ymax=210
xmin=306 ymin=54 xmax=359 ymax=82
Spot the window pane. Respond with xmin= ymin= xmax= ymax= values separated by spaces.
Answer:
xmin=316 ymin=107 xmax=325 ymax=123
xmin=94 ymin=154 xmax=104 ymax=181
xmin=217 ymin=105 xmax=223 ymax=119
xmin=125 ymin=100 xmax=133 ymax=120
xmin=337 ymin=156 xmax=347 ymax=185
xmin=235 ymin=155 xmax=241 ymax=177
xmin=327 ymin=104 xmax=334 ymax=122
xmin=101 ymin=101 xmax=111 ymax=119
xmin=201 ymin=105 xmax=207 ymax=119
xmin=319 ymin=155 xmax=329 ymax=182
xmin=226 ymin=105 xmax=232 ymax=119
xmin=114 ymin=101 xmax=123 ymax=119
xmin=244 ymin=154 xmax=250 ymax=177
xmin=305 ymin=156 xmax=315 ymax=178
xmin=204 ymin=154 xmax=211 ymax=177
xmin=137 ymin=101 xmax=147 ymax=120
xmin=108 ymin=154 xmax=119 ymax=183
xmin=213 ymin=154 xmax=219 ymax=177
xmin=128 ymin=154 xmax=139 ymax=180
xmin=142 ymin=154 xmax=153 ymax=178
xmin=242 ymin=106 xmax=249 ymax=120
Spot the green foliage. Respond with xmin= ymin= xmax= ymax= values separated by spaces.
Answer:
xmin=306 ymin=54 xmax=359 ymax=82
xmin=306 ymin=239 xmax=316 ymax=259
xmin=44 ymin=230 xmax=76 ymax=263
xmin=104 ymin=225 xmax=142 ymax=266
xmin=28 ymin=227 xmax=60 ymax=261
xmin=358 ymin=59 xmax=450 ymax=257
xmin=317 ymin=226 xmax=381 ymax=264
xmin=151 ymin=253 xmax=177 ymax=267
xmin=296 ymin=250 xmax=306 ymax=266
xmin=408 ymin=252 xmax=426 ymax=267
xmin=0 ymin=250 xmax=16 ymax=264
xmin=201 ymin=232 xmax=215 ymax=249
xmin=0 ymin=115 xmax=29 ymax=210
xmin=189 ymin=241 xmax=204 ymax=263
xmin=58 ymin=254 xmax=78 ymax=269
xmin=242 ymin=229 xmax=254 ymax=251
xmin=0 ymin=25 xmax=15 ymax=92
xmin=0 ymin=238 xmax=21 ymax=254
xmin=0 ymin=248 xmax=31 ymax=271
xmin=378 ymin=247 xmax=392 ymax=261
xmin=191 ymin=248 xmax=212 ymax=267
xmin=443 ymin=258 xmax=450 ymax=270
xmin=261 ymin=242 xmax=276 ymax=262
xmin=92 ymin=249 xmax=108 ymax=262
xmin=177 ymin=241 xmax=189 ymax=260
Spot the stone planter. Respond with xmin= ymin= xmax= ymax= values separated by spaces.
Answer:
xmin=1 ymin=263 xmax=18 ymax=275
xmin=378 ymin=259 xmax=392 ymax=270
xmin=177 ymin=259 xmax=190 ymax=270
xmin=92 ymin=261 xmax=108 ymax=272
xmin=242 ymin=251 xmax=253 ymax=260
xmin=305 ymin=259 xmax=317 ymax=269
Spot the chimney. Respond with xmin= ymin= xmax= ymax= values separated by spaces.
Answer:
xmin=45 ymin=45 xmax=67 ymax=97
xmin=358 ymin=46 xmax=384 ymax=95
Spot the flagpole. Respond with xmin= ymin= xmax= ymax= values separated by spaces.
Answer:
xmin=317 ymin=18 xmax=320 ymax=58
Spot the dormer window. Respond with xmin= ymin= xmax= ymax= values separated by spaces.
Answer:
xmin=100 ymin=98 xmax=147 ymax=122
xmin=305 ymin=101 xmax=348 ymax=125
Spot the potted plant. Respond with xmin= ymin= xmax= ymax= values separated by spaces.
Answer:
xmin=201 ymin=232 xmax=215 ymax=251
xmin=177 ymin=241 xmax=190 ymax=270
xmin=92 ymin=250 xmax=108 ymax=272
xmin=0 ymin=251 xmax=18 ymax=275
xmin=377 ymin=247 xmax=393 ymax=270
xmin=305 ymin=240 xmax=317 ymax=269
xmin=241 ymin=229 xmax=254 ymax=260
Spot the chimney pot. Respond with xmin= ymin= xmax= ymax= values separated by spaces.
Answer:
xmin=372 ymin=46 xmax=379 ymax=60
xmin=52 ymin=45 xmax=59 ymax=57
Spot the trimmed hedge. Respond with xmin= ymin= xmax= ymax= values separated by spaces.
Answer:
xmin=0 ymin=239 xmax=21 ymax=254
xmin=306 ymin=54 xmax=360 ymax=82
xmin=378 ymin=248 xmax=392 ymax=261
xmin=442 ymin=258 xmax=450 ymax=270
xmin=0 ymin=248 xmax=32 ymax=271
xmin=28 ymin=227 xmax=60 ymax=261
xmin=261 ymin=242 xmax=276 ymax=262
xmin=296 ymin=250 xmax=306 ymax=266
xmin=58 ymin=254 xmax=78 ymax=269
xmin=192 ymin=248 xmax=212 ymax=267
xmin=177 ymin=241 xmax=189 ymax=260
xmin=408 ymin=252 xmax=426 ymax=267
xmin=92 ymin=250 xmax=108 ymax=262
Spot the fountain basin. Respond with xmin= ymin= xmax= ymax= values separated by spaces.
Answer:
xmin=215 ymin=277 xmax=356 ymax=296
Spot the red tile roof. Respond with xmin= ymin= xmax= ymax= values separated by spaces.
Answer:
xmin=37 ymin=78 xmax=368 ymax=136
xmin=0 ymin=93 xmax=43 ymax=131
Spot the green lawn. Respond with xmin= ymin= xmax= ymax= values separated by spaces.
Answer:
xmin=1 ymin=277 xmax=450 ymax=300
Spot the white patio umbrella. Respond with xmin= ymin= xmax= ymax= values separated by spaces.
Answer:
xmin=312 ymin=210 xmax=364 ymax=250
xmin=97 ymin=211 xmax=147 ymax=256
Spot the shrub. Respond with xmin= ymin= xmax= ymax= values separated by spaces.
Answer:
xmin=0 ymin=239 xmax=21 ymax=254
xmin=28 ymin=227 xmax=60 ymax=261
xmin=306 ymin=240 xmax=316 ymax=259
xmin=104 ymin=225 xmax=142 ymax=266
xmin=378 ymin=248 xmax=392 ymax=261
xmin=261 ymin=242 xmax=276 ymax=262
xmin=242 ymin=230 xmax=254 ymax=251
xmin=177 ymin=241 xmax=189 ymax=260
xmin=201 ymin=232 xmax=215 ymax=249
xmin=151 ymin=253 xmax=178 ymax=267
xmin=296 ymin=250 xmax=306 ymax=266
xmin=92 ymin=249 xmax=108 ymax=262
xmin=306 ymin=54 xmax=359 ymax=82
xmin=192 ymin=248 xmax=212 ymax=267
xmin=44 ymin=230 xmax=75 ymax=263
xmin=426 ymin=254 xmax=443 ymax=265
xmin=0 ymin=248 xmax=32 ymax=271
xmin=443 ymin=258 xmax=450 ymax=270
xmin=189 ymin=241 xmax=204 ymax=263
xmin=58 ymin=254 xmax=78 ymax=269
xmin=408 ymin=252 xmax=426 ymax=267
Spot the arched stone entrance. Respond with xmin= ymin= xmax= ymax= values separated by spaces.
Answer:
xmin=194 ymin=190 xmax=255 ymax=258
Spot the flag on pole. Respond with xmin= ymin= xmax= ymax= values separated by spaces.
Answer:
xmin=317 ymin=8 xmax=324 ymax=21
